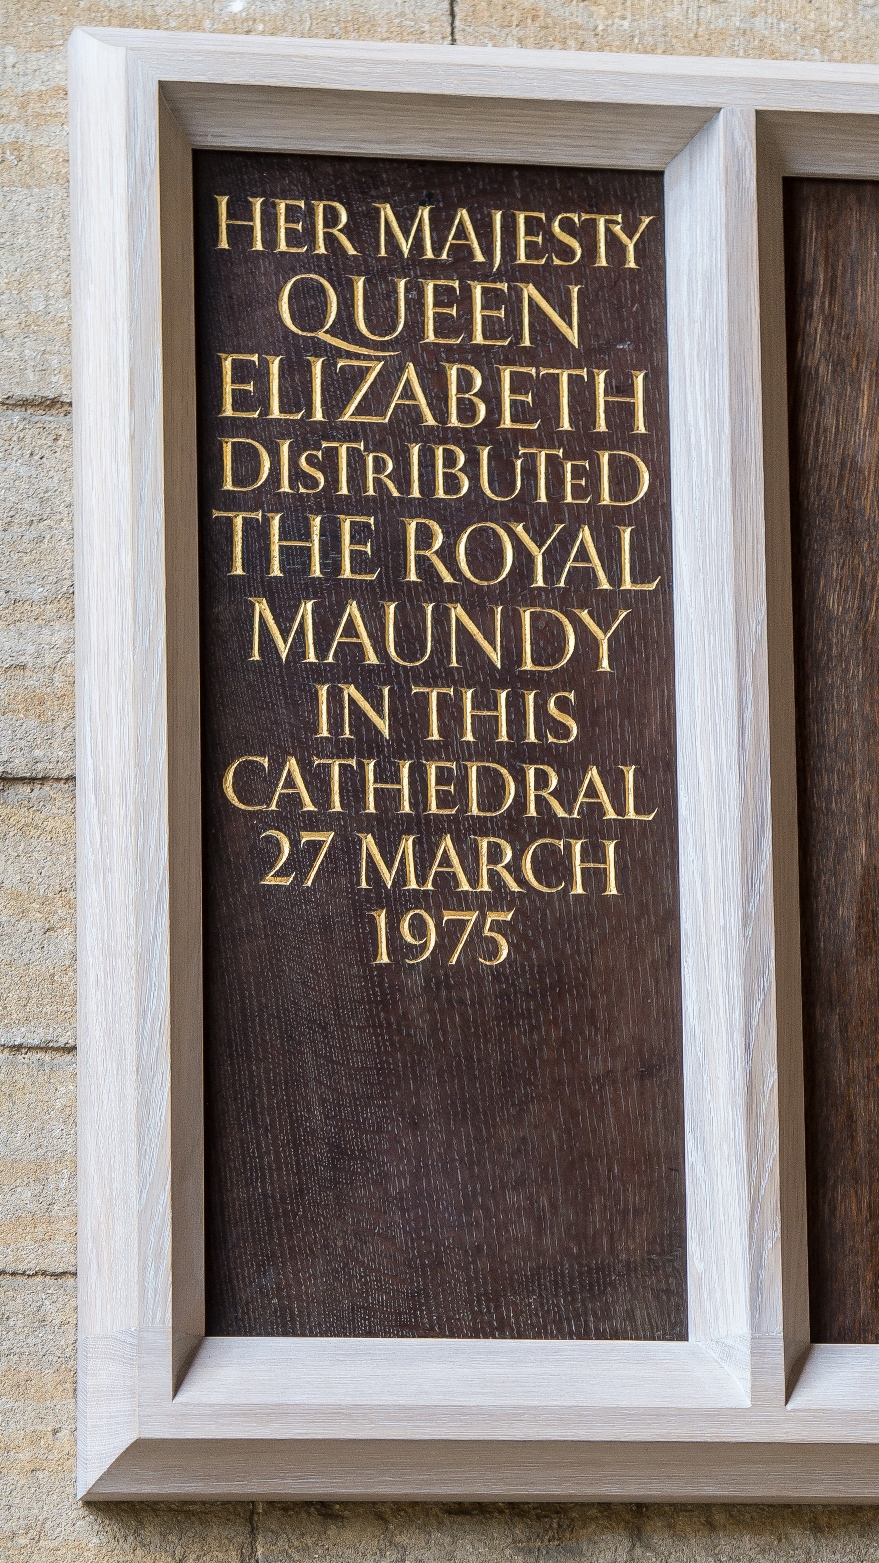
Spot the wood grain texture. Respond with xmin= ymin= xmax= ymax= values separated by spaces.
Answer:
xmin=754 ymin=128 xmax=810 ymax=1380
xmin=666 ymin=107 xmax=788 ymax=1401
xmin=174 ymin=1337 xmax=747 ymax=1411
xmin=168 ymin=85 xmax=713 ymax=171
xmin=74 ymin=27 xmax=879 ymax=115
xmin=195 ymin=152 xmax=687 ymax=1341
xmin=159 ymin=91 xmax=206 ymax=1389
xmin=785 ymin=177 xmax=879 ymax=1345
xmin=789 ymin=1344 xmax=879 ymax=1409
xmin=77 ymin=1420 xmax=879 ymax=1502
xmin=71 ymin=28 xmax=152 ymax=1495
xmin=762 ymin=112 xmax=879 ymax=179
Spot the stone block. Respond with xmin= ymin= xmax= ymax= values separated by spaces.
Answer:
xmin=0 ymin=1049 xmax=75 ymax=1274
xmin=259 ymin=1499 xmax=879 ymax=1562
xmin=0 ymin=1276 xmax=253 ymax=1559
xmin=0 ymin=191 xmax=71 ymax=406
xmin=0 ymin=781 xmax=75 ymax=1049
xmin=0 ymin=1276 xmax=75 ymax=1484
xmin=0 ymin=411 xmax=74 ymax=776
xmin=3 ymin=0 xmax=449 ymax=53
xmin=0 ymin=40 xmax=69 ymax=401
xmin=455 ymin=0 xmax=879 ymax=62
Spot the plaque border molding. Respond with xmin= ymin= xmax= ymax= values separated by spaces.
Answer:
xmin=69 ymin=26 xmax=879 ymax=1500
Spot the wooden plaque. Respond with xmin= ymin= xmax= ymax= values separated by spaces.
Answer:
xmin=73 ymin=28 xmax=879 ymax=1500
xmin=785 ymin=176 xmax=879 ymax=1344
xmin=194 ymin=153 xmax=687 ymax=1341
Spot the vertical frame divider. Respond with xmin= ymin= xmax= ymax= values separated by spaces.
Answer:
xmin=72 ymin=28 xmax=139 ymax=1494
xmin=666 ymin=107 xmax=786 ymax=1403
xmin=755 ymin=119 xmax=810 ymax=1383
xmin=158 ymin=90 xmax=206 ymax=1392
xmin=127 ymin=45 xmax=175 ymax=1380
xmin=73 ymin=35 xmax=187 ymax=1489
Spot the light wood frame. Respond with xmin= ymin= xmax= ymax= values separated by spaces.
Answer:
xmin=69 ymin=28 xmax=879 ymax=1501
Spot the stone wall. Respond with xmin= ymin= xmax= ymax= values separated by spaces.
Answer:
xmin=3 ymin=0 xmax=879 ymax=1554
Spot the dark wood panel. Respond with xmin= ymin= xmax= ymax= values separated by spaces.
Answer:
xmin=785 ymin=177 xmax=879 ymax=1343
xmin=194 ymin=151 xmax=686 ymax=1338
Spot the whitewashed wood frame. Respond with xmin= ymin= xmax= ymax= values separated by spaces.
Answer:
xmin=69 ymin=28 xmax=879 ymax=1501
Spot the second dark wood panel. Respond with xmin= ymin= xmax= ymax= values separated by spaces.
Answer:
xmin=786 ymin=176 xmax=879 ymax=1343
